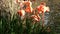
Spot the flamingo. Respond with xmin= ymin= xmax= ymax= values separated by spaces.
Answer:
xmin=24 ymin=0 xmax=33 ymax=13
xmin=17 ymin=9 xmax=25 ymax=20
xmin=37 ymin=2 xmax=50 ymax=27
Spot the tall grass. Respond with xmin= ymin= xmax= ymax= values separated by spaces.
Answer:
xmin=1 ymin=10 xmax=55 ymax=34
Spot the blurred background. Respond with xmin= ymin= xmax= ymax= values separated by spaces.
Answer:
xmin=0 ymin=0 xmax=60 ymax=34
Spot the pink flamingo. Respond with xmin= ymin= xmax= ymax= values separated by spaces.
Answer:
xmin=37 ymin=2 xmax=50 ymax=27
